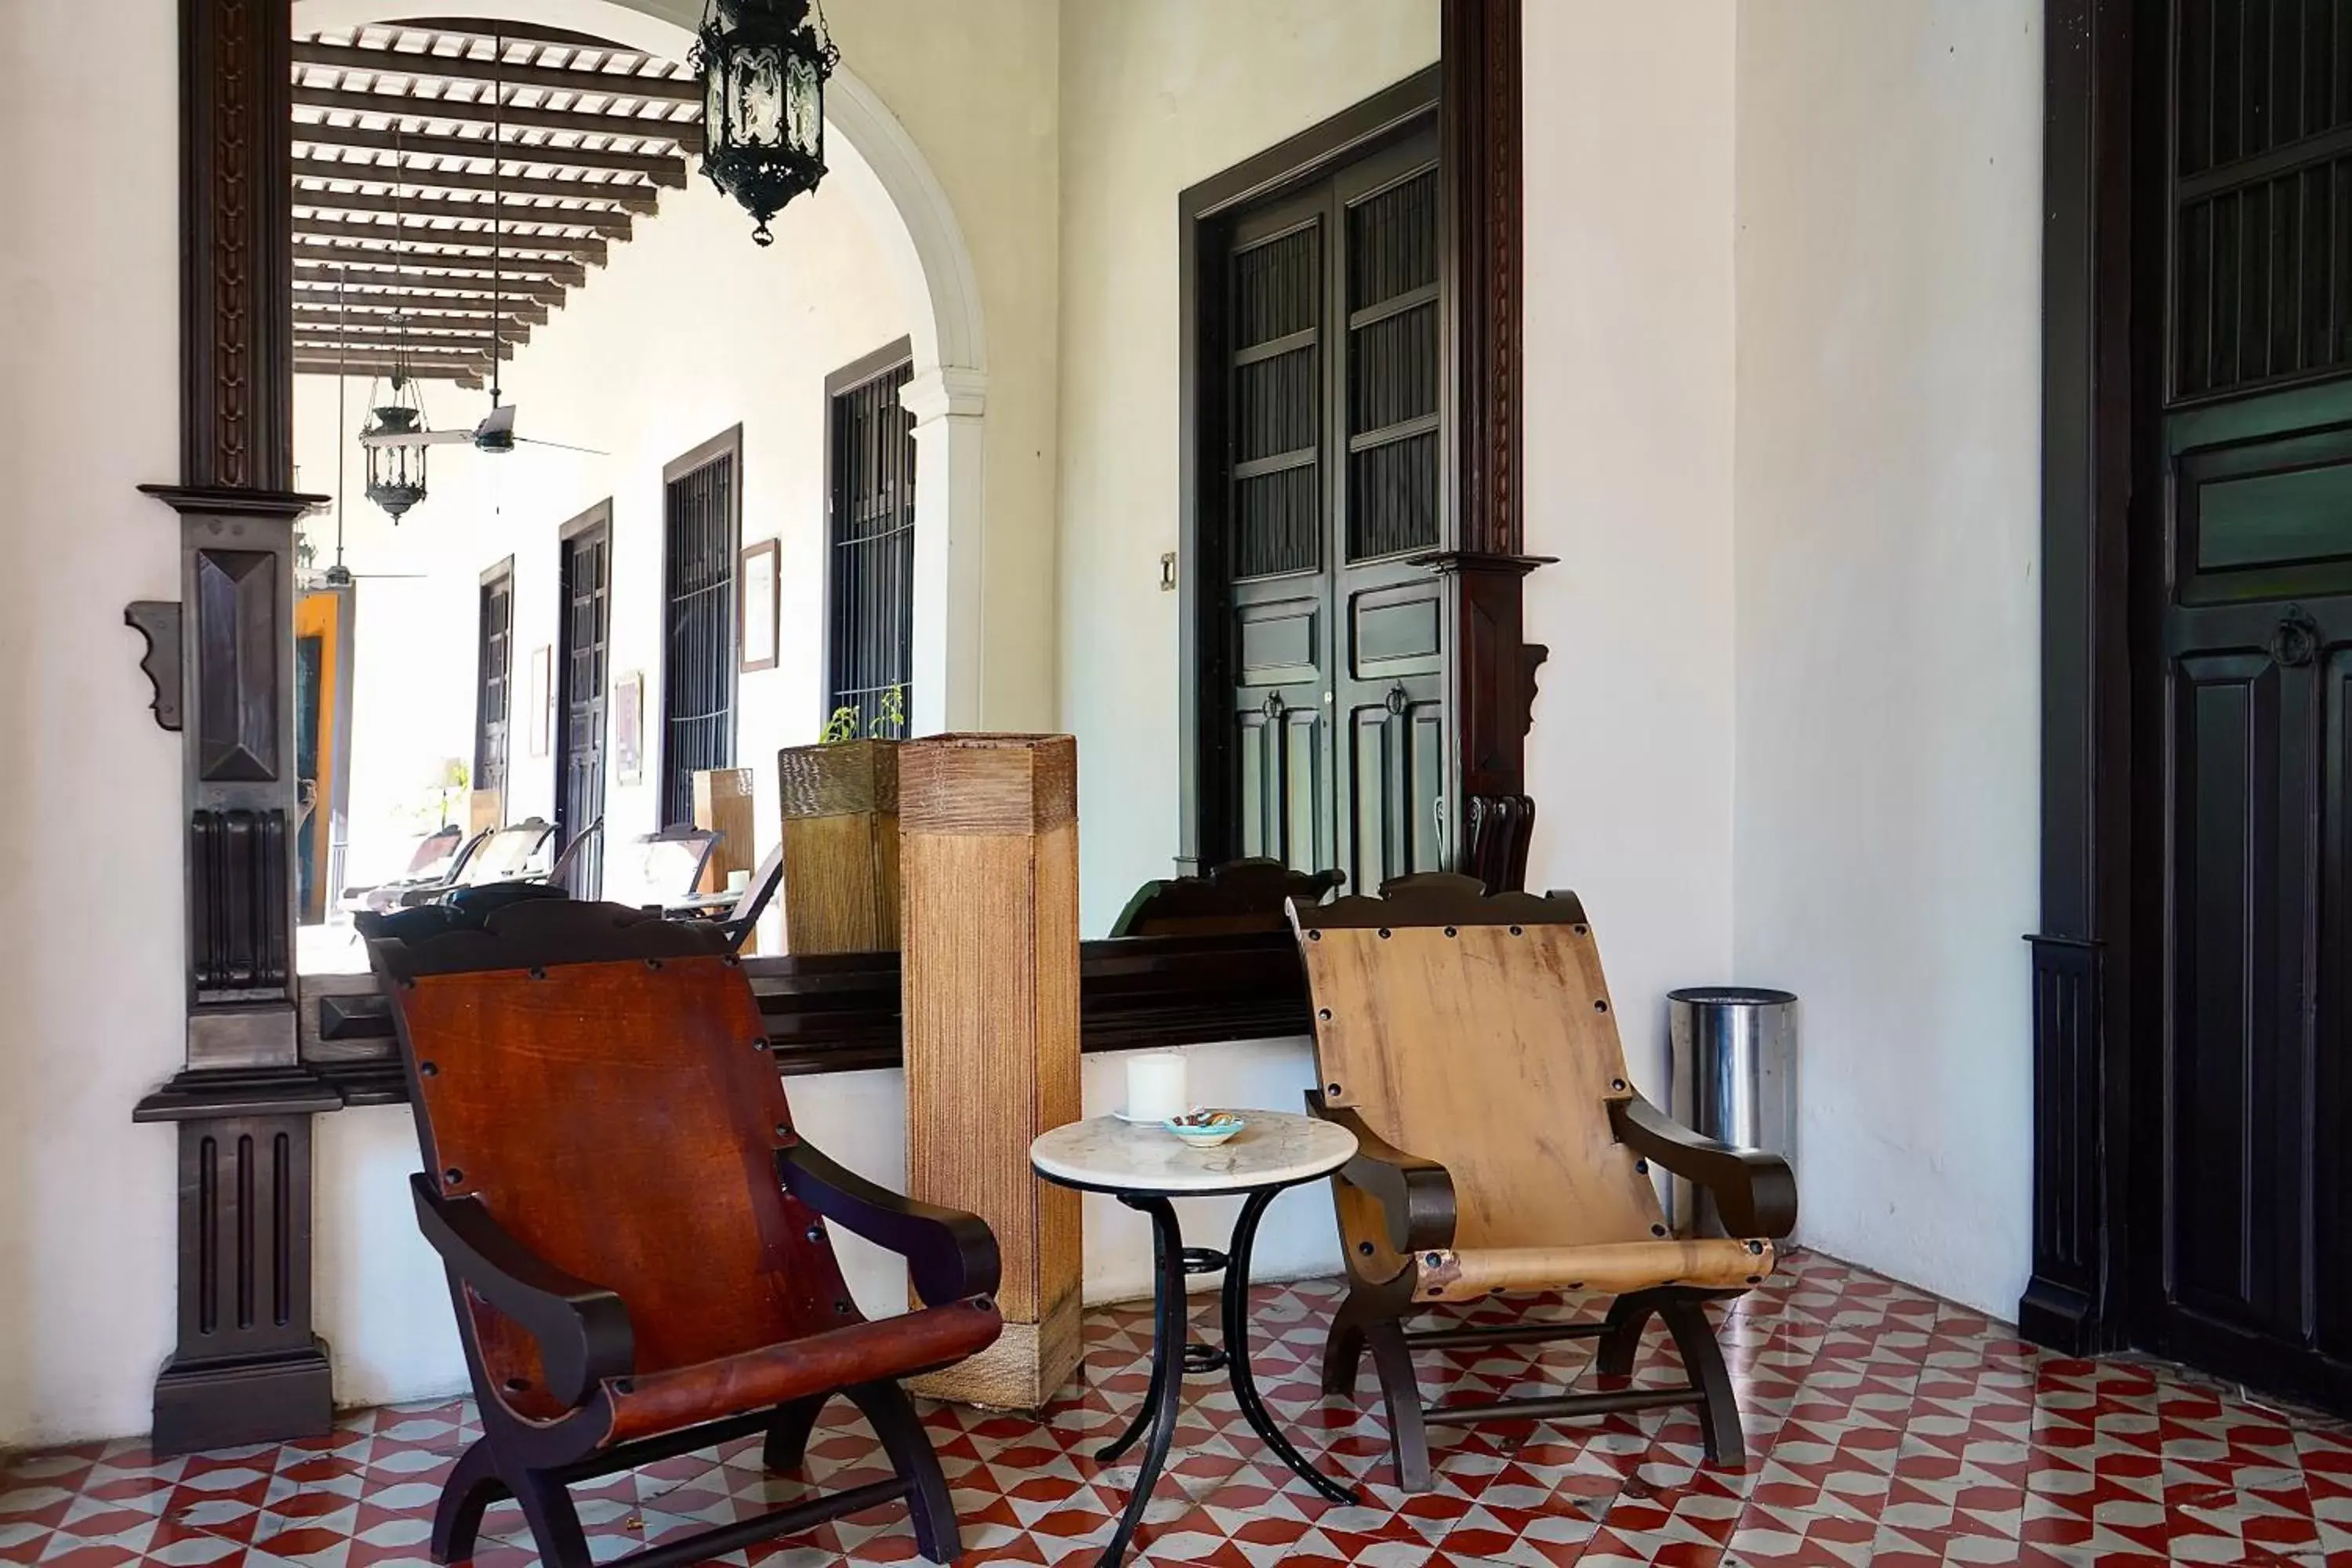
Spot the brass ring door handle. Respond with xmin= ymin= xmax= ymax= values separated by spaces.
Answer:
xmin=2269 ymin=606 xmax=2320 ymax=670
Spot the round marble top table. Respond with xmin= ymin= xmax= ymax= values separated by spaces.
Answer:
xmin=1029 ymin=1108 xmax=1357 ymax=1194
xmin=1029 ymin=1111 xmax=1359 ymax=1566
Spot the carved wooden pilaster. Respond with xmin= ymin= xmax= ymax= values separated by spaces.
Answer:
xmin=1439 ymin=0 xmax=1546 ymax=887
xmin=180 ymin=0 xmax=295 ymax=492
xmin=132 ymin=0 xmax=334 ymax=1456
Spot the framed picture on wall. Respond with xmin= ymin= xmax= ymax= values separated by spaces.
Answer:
xmin=614 ymin=670 xmax=645 ymax=786
xmin=527 ymin=645 xmax=552 ymax=758
xmin=739 ymin=538 xmax=780 ymax=673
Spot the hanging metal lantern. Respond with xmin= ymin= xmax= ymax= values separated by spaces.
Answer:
xmin=692 ymin=0 xmax=839 ymax=245
xmin=361 ymin=373 xmax=430 ymax=522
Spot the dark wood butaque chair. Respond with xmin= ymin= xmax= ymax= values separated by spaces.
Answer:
xmin=1292 ymin=874 xmax=1797 ymax=1489
xmin=1109 ymin=857 xmax=1344 ymax=937
xmin=366 ymin=900 xmax=1004 ymax=1568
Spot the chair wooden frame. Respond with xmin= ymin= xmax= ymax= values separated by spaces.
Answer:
xmin=1291 ymin=874 xmax=1797 ymax=1489
xmin=1108 ymin=857 xmax=1345 ymax=938
xmin=367 ymin=901 xmax=1004 ymax=1567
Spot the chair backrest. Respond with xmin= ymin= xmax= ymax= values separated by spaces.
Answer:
xmin=404 ymin=824 xmax=466 ymax=877
xmin=368 ymin=900 xmax=853 ymax=1397
xmin=1290 ymin=873 xmax=1664 ymax=1252
xmin=546 ymin=815 xmax=604 ymax=891
xmin=421 ymin=826 xmax=495 ymax=890
xmin=613 ymin=825 xmax=721 ymax=906
xmin=1109 ymin=858 xmax=1344 ymax=938
xmin=459 ymin=818 xmax=555 ymax=887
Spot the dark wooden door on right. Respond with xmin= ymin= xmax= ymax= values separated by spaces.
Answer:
xmin=2135 ymin=0 xmax=2352 ymax=1410
xmin=556 ymin=506 xmax=611 ymax=900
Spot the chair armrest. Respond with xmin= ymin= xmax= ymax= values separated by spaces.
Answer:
xmin=1305 ymin=1089 xmax=1457 ymax=1255
xmin=1608 ymin=1094 xmax=1798 ymax=1239
xmin=777 ymin=1142 xmax=1003 ymax=1307
xmin=408 ymin=1174 xmax=633 ymax=1408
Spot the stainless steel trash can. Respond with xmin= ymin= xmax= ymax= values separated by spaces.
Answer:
xmin=1666 ymin=987 xmax=1797 ymax=1237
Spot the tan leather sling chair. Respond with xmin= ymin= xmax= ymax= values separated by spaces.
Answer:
xmin=1293 ymin=873 xmax=1797 ymax=1488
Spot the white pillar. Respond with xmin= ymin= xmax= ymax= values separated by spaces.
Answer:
xmin=900 ymin=365 xmax=988 ymax=736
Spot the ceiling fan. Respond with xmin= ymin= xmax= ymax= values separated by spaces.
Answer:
xmin=358 ymin=397 xmax=602 ymax=457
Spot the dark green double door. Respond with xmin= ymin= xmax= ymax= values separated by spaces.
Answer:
xmin=1219 ymin=125 xmax=1447 ymax=892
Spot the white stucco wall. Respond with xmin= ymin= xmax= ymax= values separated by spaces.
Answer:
xmin=1730 ymin=0 xmax=2042 ymax=1317
xmin=0 ymin=0 xmax=186 ymax=1450
xmin=1519 ymin=1 xmax=1740 ymax=1101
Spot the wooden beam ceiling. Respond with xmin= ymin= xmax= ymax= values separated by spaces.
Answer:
xmin=292 ymin=240 xmax=587 ymax=285
xmin=290 ymin=119 xmax=689 ymax=185
xmin=292 ymin=288 xmax=550 ymax=325
xmin=291 ymin=186 xmax=635 ymax=237
xmin=292 ymin=39 xmax=702 ymax=104
xmin=292 ymin=262 xmax=568 ymax=303
xmin=292 ymin=83 xmax=702 ymax=153
xmin=292 ymin=214 xmax=608 ymax=263
xmin=295 ymin=332 xmax=515 ymax=361
xmin=295 ymin=154 xmax=659 ymax=209
xmin=296 ymin=350 xmax=489 ymax=379
xmin=294 ymin=310 xmax=534 ymax=345
xmin=292 ymin=23 xmax=704 ymax=375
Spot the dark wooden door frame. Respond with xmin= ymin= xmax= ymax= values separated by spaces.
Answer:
xmin=658 ymin=424 xmax=744 ymax=825
xmin=130 ymin=0 xmax=1533 ymax=1452
xmin=1180 ymin=0 xmax=1542 ymax=883
xmin=822 ymin=336 xmax=916 ymax=729
xmin=2024 ymin=0 xmax=2138 ymax=1362
xmin=2026 ymin=0 xmax=2174 ymax=1365
xmin=556 ymin=500 xmax=614 ymax=896
xmin=474 ymin=554 xmax=517 ymax=802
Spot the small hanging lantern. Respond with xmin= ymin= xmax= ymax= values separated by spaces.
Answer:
xmin=361 ymin=373 xmax=430 ymax=523
xmin=692 ymin=0 xmax=840 ymax=245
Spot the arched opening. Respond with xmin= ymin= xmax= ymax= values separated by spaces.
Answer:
xmin=291 ymin=0 xmax=987 ymax=740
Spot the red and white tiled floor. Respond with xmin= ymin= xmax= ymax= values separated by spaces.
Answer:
xmin=7 ymin=1250 xmax=2352 ymax=1566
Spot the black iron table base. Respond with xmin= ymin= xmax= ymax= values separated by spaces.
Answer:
xmin=1094 ymin=1185 xmax=1359 ymax=1567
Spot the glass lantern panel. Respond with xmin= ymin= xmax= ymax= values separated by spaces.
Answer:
xmin=786 ymin=52 xmax=822 ymax=158
xmin=734 ymin=45 xmax=786 ymax=146
xmin=704 ymin=60 xmax=729 ymax=142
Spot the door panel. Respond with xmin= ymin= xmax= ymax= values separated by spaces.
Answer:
xmin=1330 ymin=146 xmax=1446 ymax=887
xmin=1225 ymin=191 xmax=1337 ymax=877
xmin=2320 ymin=646 xmax=2352 ymax=1365
xmin=1235 ymin=704 xmax=1330 ymax=872
xmin=2167 ymin=651 xmax=2289 ymax=1329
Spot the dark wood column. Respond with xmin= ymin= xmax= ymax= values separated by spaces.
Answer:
xmin=2021 ymin=0 xmax=2137 ymax=1359
xmin=1437 ymin=0 xmax=1548 ymax=891
xmin=128 ymin=0 xmax=338 ymax=1454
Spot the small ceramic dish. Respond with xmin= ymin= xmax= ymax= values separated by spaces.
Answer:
xmin=1163 ymin=1109 xmax=1245 ymax=1148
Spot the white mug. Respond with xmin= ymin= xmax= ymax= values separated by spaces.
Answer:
xmin=1125 ymin=1052 xmax=1189 ymax=1121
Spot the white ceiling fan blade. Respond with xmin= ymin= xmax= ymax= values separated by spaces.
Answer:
xmin=510 ymin=435 xmax=610 ymax=456
xmin=474 ymin=404 xmax=519 ymax=439
xmin=360 ymin=429 xmax=473 ymax=448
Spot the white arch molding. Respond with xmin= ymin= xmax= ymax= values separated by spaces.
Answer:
xmin=292 ymin=0 xmax=989 ymax=732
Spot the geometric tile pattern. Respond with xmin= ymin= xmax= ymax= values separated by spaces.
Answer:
xmin=6 ymin=1250 xmax=2350 ymax=1566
